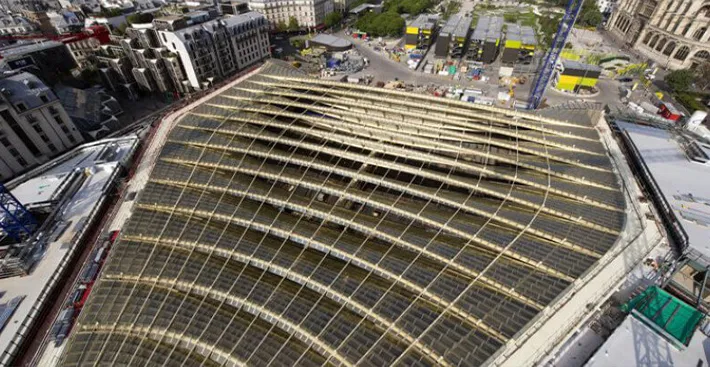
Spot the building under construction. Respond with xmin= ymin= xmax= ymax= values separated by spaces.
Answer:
xmin=58 ymin=61 xmax=626 ymax=367
xmin=0 ymin=137 xmax=138 ymax=365
xmin=467 ymin=16 xmax=504 ymax=63
xmin=502 ymin=24 xmax=537 ymax=64
xmin=404 ymin=14 xmax=438 ymax=50
xmin=434 ymin=14 xmax=472 ymax=58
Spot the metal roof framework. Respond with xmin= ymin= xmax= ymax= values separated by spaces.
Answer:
xmin=59 ymin=61 xmax=625 ymax=367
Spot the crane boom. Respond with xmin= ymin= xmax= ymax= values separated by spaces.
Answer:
xmin=528 ymin=0 xmax=585 ymax=109
xmin=0 ymin=183 xmax=37 ymax=241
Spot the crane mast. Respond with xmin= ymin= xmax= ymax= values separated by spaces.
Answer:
xmin=528 ymin=0 xmax=585 ymax=109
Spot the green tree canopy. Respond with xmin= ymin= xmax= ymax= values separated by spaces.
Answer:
xmin=288 ymin=16 xmax=299 ymax=32
xmin=578 ymin=1 xmax=602 ymax=27
xmin=276 ymin=20 xmax=288 ymax=33
xmin=355 ymin=12 xmax=405 ymax=37
xmin=324 ymin=12 xmax=343 ymax=28
xmin=665 ymin=69 xmax=695 ymax=92
xmin=114 ymin=22 xmax=128 ymax=35
xmin=384 ymin=0 xmax=432 ymax=15
xmin=127 ymin=12 xmax=154 ymax=25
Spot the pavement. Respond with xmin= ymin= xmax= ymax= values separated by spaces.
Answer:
xmin=349 ymin=31 xmax=629 ymax=109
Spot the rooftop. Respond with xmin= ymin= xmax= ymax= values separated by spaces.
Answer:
xmin=409 ymin=13 xmax=437 ymax=30
xmin=587 ymin=288 xmax=708 ymax=367
xmin=0 ymin=40 xmax=65 ymax=59
xmin=309 ymin=34 xmax=352 ymax=50
xmin=0 ymin=136 xmax=138 ymax=361
xmin=562 ymin=59 xmax=603 ymax=73
xmin=506 ymin=24 xmax=536 ymax=45
xmin=0 ymin=72 xmax=55 ymax=111
xmin=349 ymin=2 xmax=383 ymax=14
xmin=616 ymin=121 xmax=710 ymax=257
xmin=55 ymin=85 xmax=123 ymax=134
xmin=58 ymin=61 xmax=626 ymax=367
xmin=472 ymin=16 xmax=504 ymax=42
xmin=440 ymin=14 xmax=472 ymax=39
xmin=171 ymin=12 xmax=265 ymax=40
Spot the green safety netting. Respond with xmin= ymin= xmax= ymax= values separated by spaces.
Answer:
xmin=622 ymin=286 xmax=705 ymax=346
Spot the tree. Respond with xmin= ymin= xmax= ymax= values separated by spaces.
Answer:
xmin=695 ymin=62 xmax=710 ymax=91
xmin=276 ymin=20 xmax=288 ymax=33
xmin=127 ymin=12 xmax=154 ymax=25
xmin=324 ymin=12 xmax=343 ymax=28
xmin=442 ymin=0 xmax=461 ymax=20
xmin=665 ymin=69 xmax=695 ymax=92
xmin=578 ymin=1 xmax=602 ymax=28
xmin=288 ymin=16 xmax=299 ymax=32
xmin=113 ymin=22 xmax=128 ymax=35
xmin=355 ymin=12 xmax=405 ymax=37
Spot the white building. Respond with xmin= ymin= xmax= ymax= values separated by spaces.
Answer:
xmin=0 ymin=14 xmax=36 ymax=35
xmin=158 ymin=11 xmax=270 ymax=90
xmin=597 ymin=0 xmax=616 ymax=15
xmin=607 ymin=0 xmax=710 ymax=69
xmin=248 ymin=0 xmax=333 ymax=29
xmin=0 ymin=72 xmax=84 ymax=180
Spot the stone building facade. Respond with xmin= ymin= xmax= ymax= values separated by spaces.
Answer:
xmin=607 ymin=0 xmax=710 ymax=69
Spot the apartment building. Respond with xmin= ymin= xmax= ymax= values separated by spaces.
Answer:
xmin=0 ymin=41 xmax=77 ymax=85
xmin=0 ymin=14 xmax=36 ymax=35
xmin=96 ymin=11 xmax=269 ymax=95
xmin=607 ymin=0 xmax=710 ymax=69
xmin=158 ymin=11 xmax=270 ymax=90
xmin=248 ymin=0 xmax=333 ymax=29
xmin=0 ymin=72 xmax=84 ymax=180
xmin=96 ymin=42 xmax=137 ymax=96
xmin=108 ymin=23 xmax=191 ymax=96
xmin=63 ymin=25 xmax=112 ymax=69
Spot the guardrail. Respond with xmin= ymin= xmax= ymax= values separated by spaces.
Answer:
xmin=618 ymin=130 xmax=689 ymax=254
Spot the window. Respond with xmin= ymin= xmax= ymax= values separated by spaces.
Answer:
xmin=674 ymin=46 xmax=690 ymax=60
xmin=1 ymin=110 xmax=39 ymax=156
xmin=9 ymin=148 xmax=19 ymax=157
xmin=693 ymin=27 xmax=707 ymax=41
xmin=17 ymin=156 xmax=27 ymax=166
xmin=16 ymin=103 xmax=26 ymax=112
xmin=39 ymin=94 xmax=48 ymax=103
xmin=656 ymin=38 xmax=667 ymax=51
xmin=68 ymin=135 xmax=76 ymax=144
xmin=663 ymin=42 xmax=676 ymax=56
xmin=681 ymin=23 xmax=692 ymax=36
xmin=0 ymin=137 xmax=7 ymax=147
xmin=695 ymin=50 xmax=710 ymax=60
xmin=48 ymin=143 xmax=56 ymax=152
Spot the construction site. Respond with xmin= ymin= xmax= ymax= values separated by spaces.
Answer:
xmin=45 ymin=60 xmax=672 ymax=367
xmin=0 ymin=136 xmax=138 ymax=365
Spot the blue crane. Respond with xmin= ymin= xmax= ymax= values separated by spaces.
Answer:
xmin=0 ymin=183 xmax=37 ymax=241
xmin=528 ymin=0 xmax=585 ymax=109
